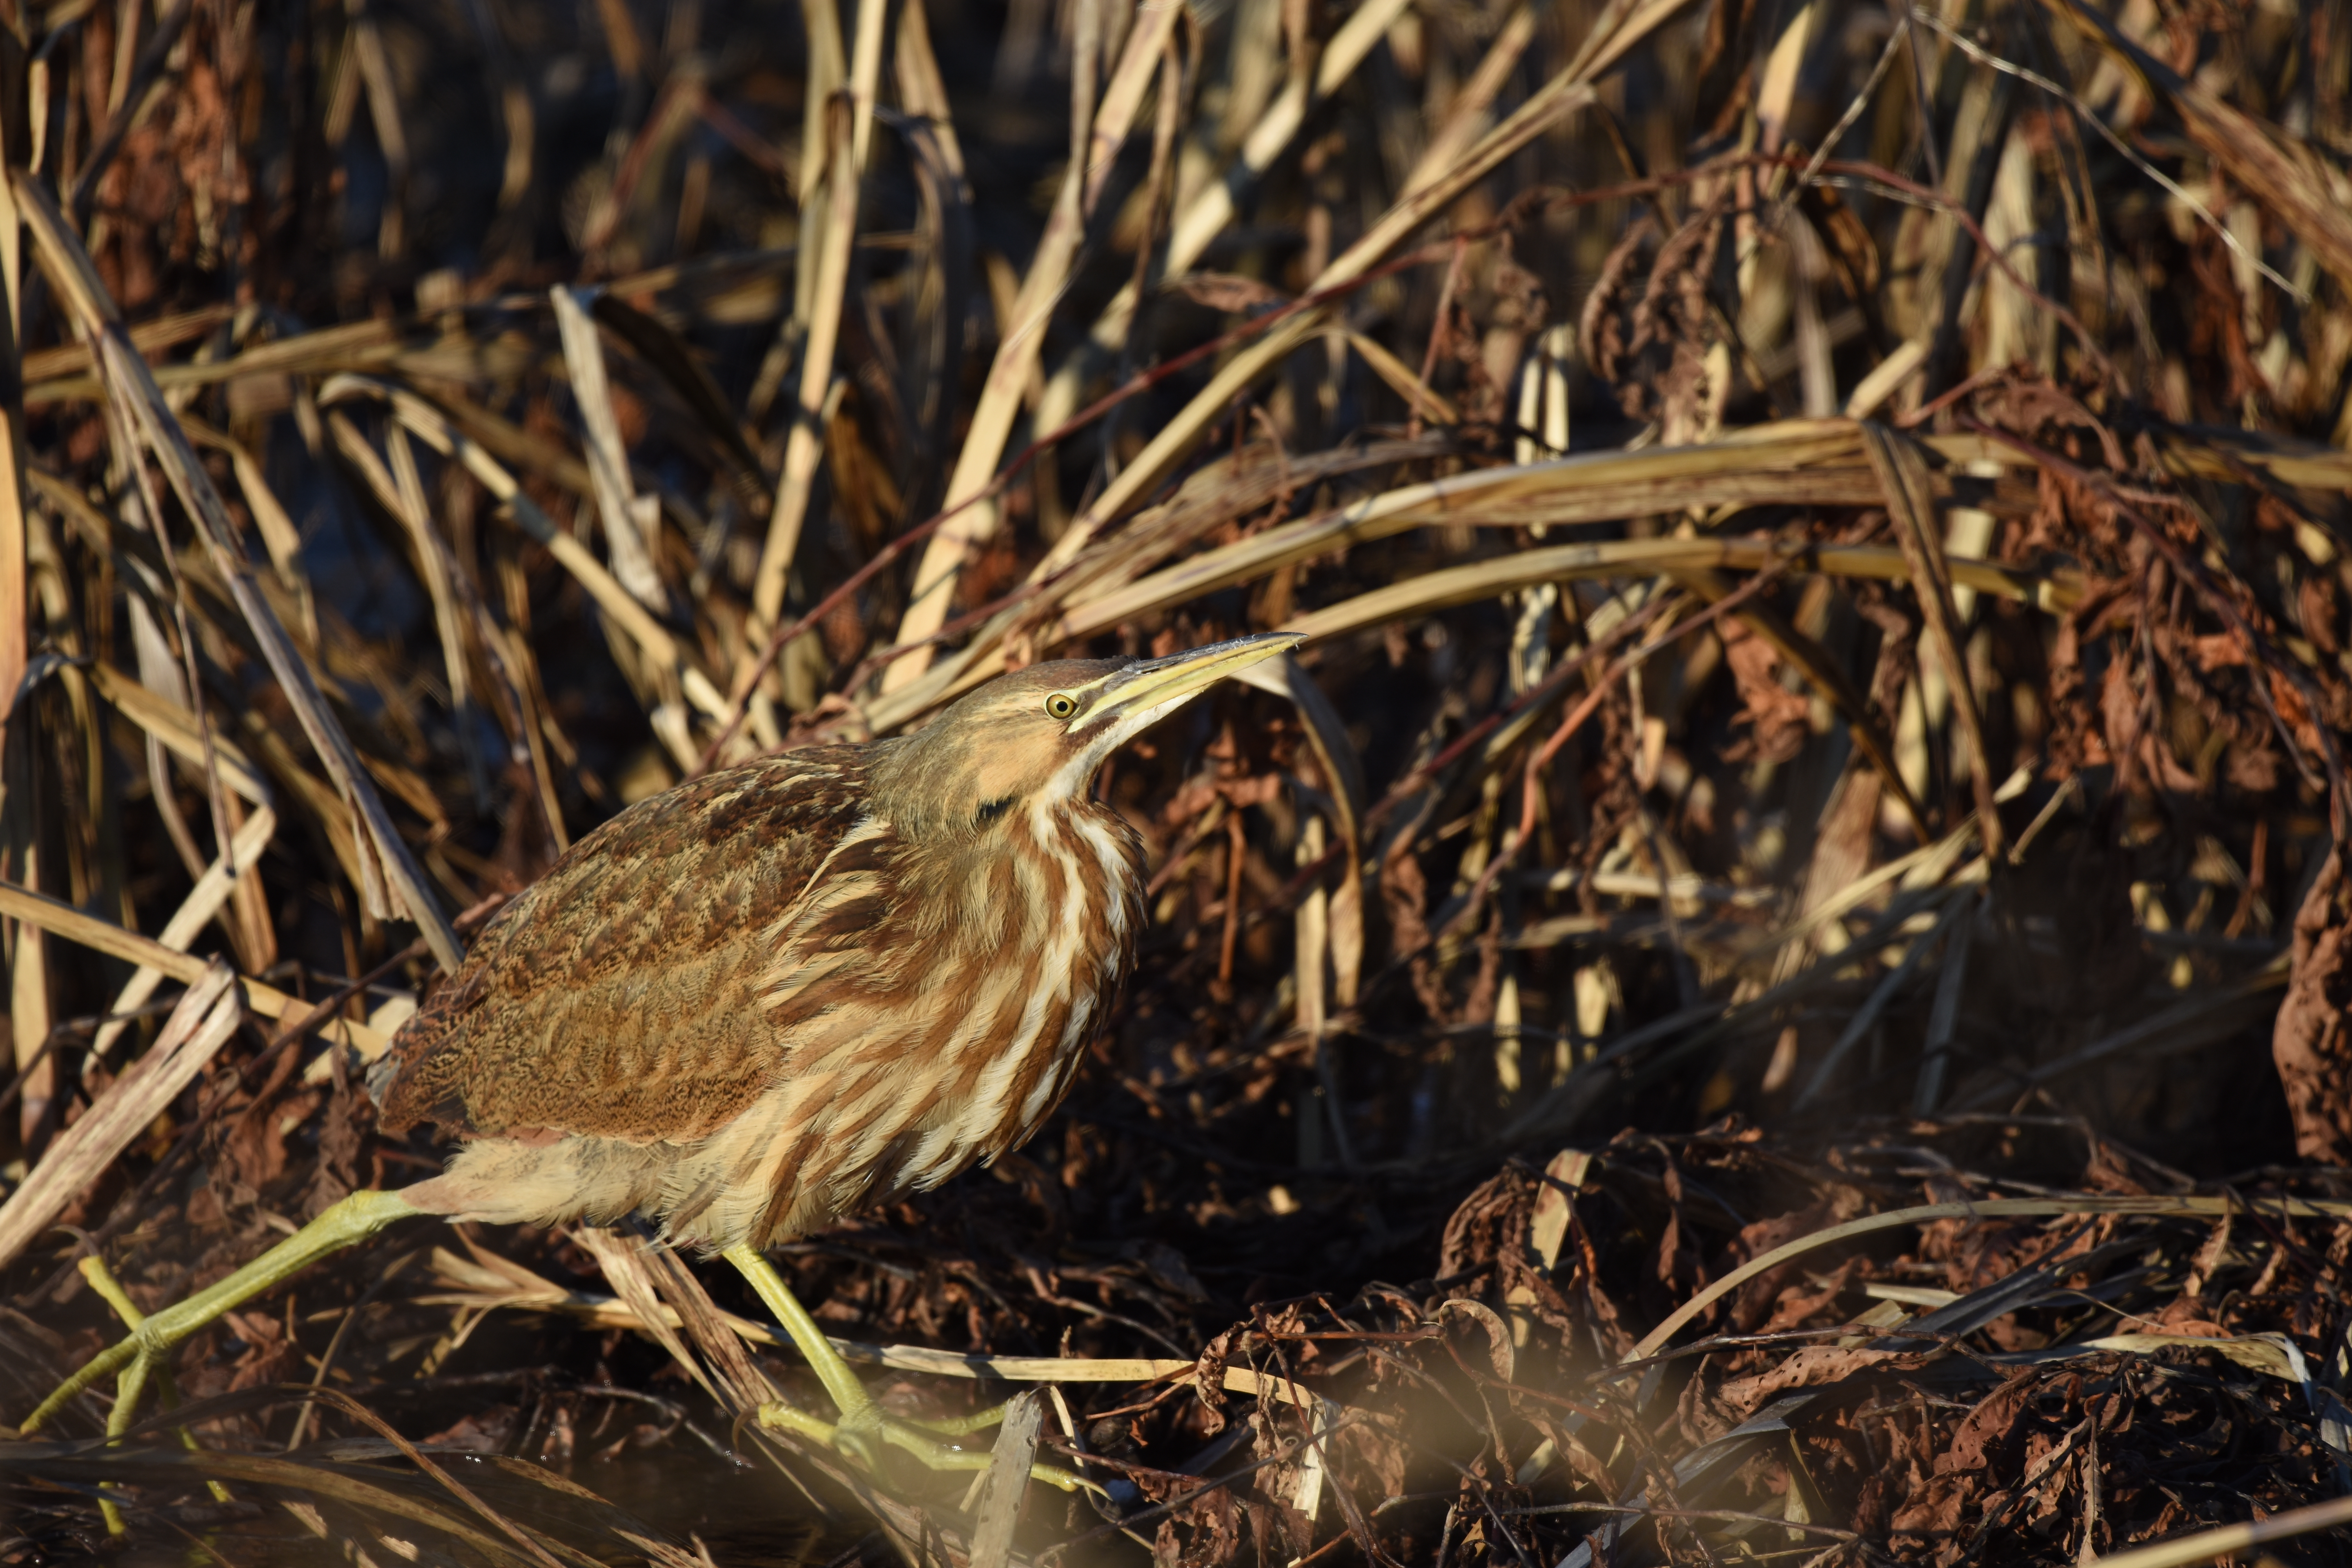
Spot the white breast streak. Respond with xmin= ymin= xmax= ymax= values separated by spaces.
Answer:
xmin=712 ymin=812 xmax=899 ymax=1230
xmin=898 ymin=807 xmax=1085 ymax=1185
xmin=756 ymin=815 xmax=891 ymax=1008
xmin=1073 ymin=815 xmax=1134 ymax=942
xmin=998 ymin=805 xmax=1115 ymax=1133
xmin=795 ymin=813 xmax=888 ymax=909
xmin=660 ymin=1060 xmax=841 ymax=1245
xmin=1020 ymin=811 xmax=1138 ymax=1123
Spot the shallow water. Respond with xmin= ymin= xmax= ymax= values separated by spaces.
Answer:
xmin=13 ymin=1433 xmax=851 ymax=1566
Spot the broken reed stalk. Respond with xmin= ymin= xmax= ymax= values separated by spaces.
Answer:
xmin=0 ymin=965 xmax=240 ymax=1271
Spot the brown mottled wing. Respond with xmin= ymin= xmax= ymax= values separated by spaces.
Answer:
xmin=373 ymin=750 xmax=871 ymax=1144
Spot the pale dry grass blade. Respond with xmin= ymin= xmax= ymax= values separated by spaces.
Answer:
xmin=893 ymin=0 xmax=976 ymax=512
xmin=870 ymin=530 xmax=2073 ymax=741
xmin=350 ymin=4 xmax=412 ymax=258
xmin=94 ymin=651 xmax=382 ymax=899
xmin=570 ymin=1226 xmax=721 ymax=1403
xmin=587 ymin=293 xmax=768 ymax=494
xmin=0 ymin=964 xmax=240 ymax=1272
xmin=1346 ymin=329 xmax=1459 ymax=425
xmin=1292 ymin=809 xmax=1328 ymax=1039
xmin=82 ymin=659 xmax=275 ymax=806
xmin=1 ymin=160 xmax=38 ymax=1140
xmin=0 ymin=178 xmax=25 ymax=751
xmin=1051 ymin=423 xmax=1875 ymax=639
xmin=1746 ymin=813 xmax=1986 ymax=968
xmin=1864 ymin=423 xmax=2001 ymax=852
xmin=1032 ymin=0 xmax=1417 ymax=435
xmin=21 ymin=313 xmax=549 ymax=408
xmin=325 ymin=412 xmax=496 ymax=803
xmin=179 ymin=414 xmax=314 ymax=633
xmin=2083 ymin=1492 xmax=2352 ymax=1568
xmin=13 ymin=174 xmax=463 ymax=971
xmin=750 ymin=0 xmax=893 ymax=630
xmin=969 ymin=1392 xmax=1043 ymax=1568
xmin=1026 ymin=0 xmax=1699 ymax=586
xmin=1235 ymin=653 xmax=1366 ymax=1003
xmin=1082 ymin=0 xmax=1172 ymax=213
xmin=1846 ymin=339 xmax=1929 ymax=419
xmin=551 ymin=287 xmax=668 ymax=612
xmin=376 ymin=379 xmax=595 ymax=499
xmin=387 ymin=422 xmax=492 ymax=804
xmin=2045 ymin=1332 xmax=2310 ymax=1385
xmin=90 ymin=804 xmax=275 ymax=1062
xmin=321 ymin=377 xmax=731 ymax=727
xmin=1627 ymin=1194 xmax=2352 ymax=1365
xmin=0 ymin=877 xmax=386 ymax=1057
xmin=752 ymin=98 xmax=866 ymax=634
xmin=1398 ymin=2 xmax=1536 ymax=199
xmin=1050 ymin=436 xmax=1449 ymax=613
xmin=786 ymin=0 xmax=847 ymax=332
xmin=632 ymin=1245 xmax=786 ymax=1417
xmin=882 ymin=0 xmax=1183 ymax=691
xmin=17 ymin=304 xmax=236 ymax=385
xmin=2141 ymin=429 xmax=2352 ymax=491
xmin=1271 ymin=537 xmax=2069 ymax=648
xmin=2049 ymin=0 xmax=2352 ymax=297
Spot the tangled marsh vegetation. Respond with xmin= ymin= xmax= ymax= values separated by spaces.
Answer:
xmin=7 ymin=0 xmax=2352 ymax=1562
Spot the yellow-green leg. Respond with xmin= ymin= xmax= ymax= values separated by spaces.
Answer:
xmin=21 ymin=1189 xmax=422 ymax=1437
xmin=719 ymin=1242 xmax=1089 ymax=1494
xmin=72 ymin=1257 xmax=233 ymax=1533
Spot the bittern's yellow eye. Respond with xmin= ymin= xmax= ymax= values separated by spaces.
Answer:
xmin=1044 ymin=693 xmax=1078 ymax=720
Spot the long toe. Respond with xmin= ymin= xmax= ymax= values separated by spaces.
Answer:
xmin=906 ymin=1400 xmax=1014 ymax=1438
xmin=756 ymin=1398 xmax=1094 ymax=1496
xmin=875 ymin=1417 xmax=1098 ymax=1495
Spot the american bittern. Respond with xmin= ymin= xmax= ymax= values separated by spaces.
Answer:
xmin=24 ymin=632 xmax=1300 ymax=1486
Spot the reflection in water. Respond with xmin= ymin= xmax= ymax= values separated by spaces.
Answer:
xmin=10 ymin=1435 xmax=843 ymax=1566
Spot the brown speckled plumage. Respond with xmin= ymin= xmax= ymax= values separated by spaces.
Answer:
xmin=20 ymin=635 xmax=1294 ymax=1447
xmin=363 ymin=653 xmax=1244 ymax=1252
xmin=376 ymin=751 xmax=873 ymax=1146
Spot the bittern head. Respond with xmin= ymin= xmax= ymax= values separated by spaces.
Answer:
xmin=873 ymin=632 xmax=1303 ymax=837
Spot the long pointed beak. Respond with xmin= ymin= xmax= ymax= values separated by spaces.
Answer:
xmin=1091 ymin=632 xmax=1303 ymax=732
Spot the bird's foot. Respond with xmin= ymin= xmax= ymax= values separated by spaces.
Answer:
xmin=21 ymin=1189 xmax=421 ymax=1438
xmin=721 ymin=1242 xmax=1092 ymax=1495
xmin=27 ymin=1258 xmax=226 ymax=1535
xmin=27 ymin=1258 xmax=203 ymax=1441
xmin=753 ymin=1397 xmax=1093 ymax=1494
